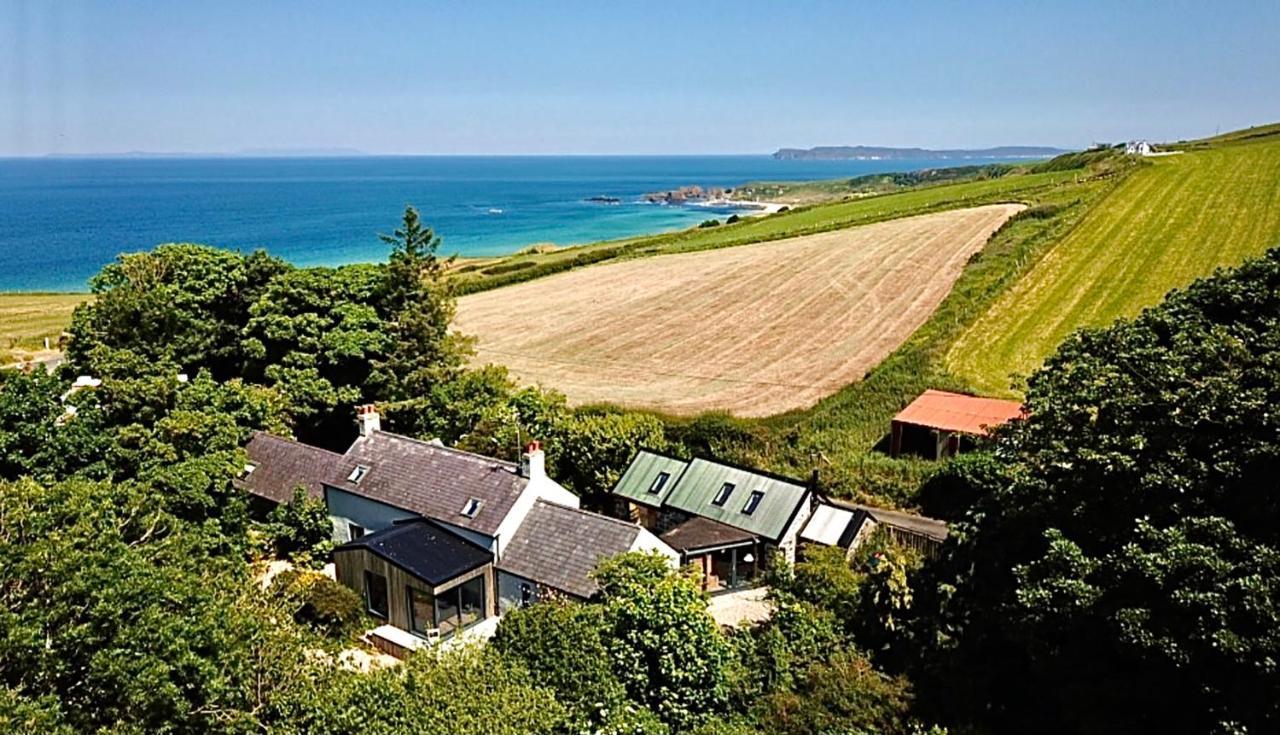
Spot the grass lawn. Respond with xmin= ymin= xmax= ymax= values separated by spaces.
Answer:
xmin=0 ymin=293 xmax=90 ymax=363
xmin=946 ymin=135 xmax=1280 ymax=396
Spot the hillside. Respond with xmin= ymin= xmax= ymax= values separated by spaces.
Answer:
xmin=455 ymin=205 xmax=1024 ymax=416
xmin=946 ymin=132 xmax=1280 ymax=395
xmin=773 ymin=145 xmax=1068 ymax=160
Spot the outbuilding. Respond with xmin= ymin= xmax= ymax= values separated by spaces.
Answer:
xmin=890 ymin=389 xmax=1023 ymax=459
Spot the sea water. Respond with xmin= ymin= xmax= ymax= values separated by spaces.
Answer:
xmin=0 ymin=155 xmax=1027 ymax=291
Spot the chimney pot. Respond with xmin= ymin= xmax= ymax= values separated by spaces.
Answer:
xmin=520 ymin=441 xmax=546 ymax=481
xmin=356 ymin=404 xmax=381 ymax=436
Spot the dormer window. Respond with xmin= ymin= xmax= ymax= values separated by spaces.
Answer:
xmin=348 ymin=465 xmax=369 ymax=484
xmin=712 ymin=482 xmax=735 ymax=507
xmin=648 ymin=471 xmax=671 ymax=495
xmin=460 ymin=497 xmax=483 ymax=518
xmin=742 ymin=490 xmax=765 ymax=515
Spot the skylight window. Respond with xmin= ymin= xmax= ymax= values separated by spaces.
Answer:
xmin=241 ymin=462 xmax=257 ymax=478
xmin=742 ymin=490 xmax=765 ymax=515
xmin=461 ymin=497 xmax=483 ymax=518
xmin=712 ymin=482 xmax=735 ymax=507
xmin=348 ymin=465 xmax=369 ymax=483
xmin=648 ymin=471 xmax=671 ymax=495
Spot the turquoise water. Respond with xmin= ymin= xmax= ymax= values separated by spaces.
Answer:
xmin=0 ymin=155 xmax=1029 ymax=291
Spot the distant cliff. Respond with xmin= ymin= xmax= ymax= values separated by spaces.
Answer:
xmin=772 ymin=145 xmax=1068 ymax=160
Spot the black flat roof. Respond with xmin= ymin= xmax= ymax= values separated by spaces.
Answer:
xmin=336 ymin=518 xmax=493 ymax=586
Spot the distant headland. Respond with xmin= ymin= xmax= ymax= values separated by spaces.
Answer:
xmin=772 ymin=145 xmax=1069 ymax=160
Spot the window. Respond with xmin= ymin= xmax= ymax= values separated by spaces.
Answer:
xmin=648 ymin=471 xmax=671 ymax=495
xmin=520 ymin=582 xmax=534 ymax=607
xmin=434 ymin=575 xmax=487 ymax=639
xmin=408 ymin=587 xmax=435 ymax=638
xmin=348 ymin=465 xmax=369 ymax=483
xmin=364 ymin=571 xmax=388 ymax=618
xmin=460 ymin=497 xmax=483 ymax=518
xmin=712 ymin=482 xmax=735 ymax=507
xmin=240 ymin=462 xmax=257 ymax=478
xmin=348 ymin=523 xmax=366 ymax=540
xmin=741 ymin=490 xmax=765 ymax=515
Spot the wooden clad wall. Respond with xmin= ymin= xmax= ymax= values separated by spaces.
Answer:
xmin=333 ymin=547 xmax=497 ymax=631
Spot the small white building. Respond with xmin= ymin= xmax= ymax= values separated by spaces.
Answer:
xmin=1125 ymin=140 xmax=1154 ymax=156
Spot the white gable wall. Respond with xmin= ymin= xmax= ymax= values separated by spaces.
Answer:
xmin=492 ymin=474 xmax=580 ymax=559
xmin=628 ymin=526 xmax=681 ymax=566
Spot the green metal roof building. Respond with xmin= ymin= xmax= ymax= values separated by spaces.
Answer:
xmin=612 ymin=450 xmax=812 ymax=545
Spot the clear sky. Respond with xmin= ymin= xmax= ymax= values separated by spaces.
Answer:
xmin=3 ymin=0 xmax=1278 ymax=155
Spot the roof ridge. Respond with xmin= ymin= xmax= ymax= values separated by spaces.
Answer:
xmin=533 ymin=498 xmax=641 ymax=531
xmin=250 ymin=431 xmax=346 ymax=458
xmin=368 ymin=430 xmax=520 ymax=470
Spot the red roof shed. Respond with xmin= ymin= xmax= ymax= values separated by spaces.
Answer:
xmin=891 ymin=390 xmax=1024 ymax=458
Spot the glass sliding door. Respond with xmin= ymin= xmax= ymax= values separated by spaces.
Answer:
xmin=459 ymin=576 xmax=484 ymax=629
xmin=432 ymin=574 xmax=487 ymax=639
xmin=407 ymin=587 xmax=435 ymax=638
xmin=434 ymin=587 xmax=460 ymax=639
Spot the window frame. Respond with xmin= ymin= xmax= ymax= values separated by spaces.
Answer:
xmin=647 ymin=471 xmax=671 ymax=495
xmin=363 ymin=570 xmax=389 ymax=618
xmin=348 ymin=522 xmax=366 ymax=540
xmin=741 ymin=490 xmax=765 ymax=515
xmin=348 ymin=465 xmax=369 ymax=483
xmin=711 ymin=482 xmax=736 ymax=507
xmin=460 ymin=497 xmax=483 ymax=518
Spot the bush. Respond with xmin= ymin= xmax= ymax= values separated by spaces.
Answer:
xmin=758 ymin=649 xmax=913 ymax=735
xmin=273 ymin=569 xmax=365 ymax=639
xmin=265 ymin=487 xmax=333 ymax=567
xmin=726 ymin=214 xmax=741 ymax=224
xmin=699 ymin=219 xmax=721 ymax=228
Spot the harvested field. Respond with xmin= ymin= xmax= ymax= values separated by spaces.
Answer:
xmin=455 ymin=204 xmax=1024 ymax=416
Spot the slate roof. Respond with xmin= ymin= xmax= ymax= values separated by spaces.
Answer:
xmin=660 ymin=515 xmax=758 ymax=554
xmin=498 ymin=500 xmax=643 ymax=599
xmin=893 ymin=389 xmax=1024 ymax=436
xmin=328 ymin=431 xmax=529 ymax=535
xmin=237 ymin=431 xmax=346 ymax=504
xmin=335 ymin=518 xmax=493 ymax=587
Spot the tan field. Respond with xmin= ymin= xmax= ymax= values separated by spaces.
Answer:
xmin=455 ymin=203 xmax=1024 ymax=416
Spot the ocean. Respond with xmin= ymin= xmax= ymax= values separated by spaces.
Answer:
xmin=0 ymin=155 xmax=1027 ymax=292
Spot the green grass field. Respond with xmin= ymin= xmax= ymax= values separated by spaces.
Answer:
xmin=452 ymin=168 xmax=1082 ymax=294
xmin=0 ymin=293 xmax=89 ymax=363
xmin=946 ymin=134 xmax=1280 ymax=395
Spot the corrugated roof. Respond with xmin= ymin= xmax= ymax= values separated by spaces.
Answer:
xmin=893 ymin=389 xmax=1023 ymax=436
xmin=335 ymin=518 xmax=492 ymax=586
xmin=612 ymin=450 xmax=689 ymax=507
xmin=237 ymin=431 xmax=346 ymax=504
xmin=800 ymin=504 xmax=860 ymax=546
xmin=498 ymin=500 xmax=643 ymax=598
xmin=329 ymin=431 xmax=529 ymax=535
xmin=661 ymin=458 xmax=809 ymax=543
xmin=660 ymin=515 xmax=758 ymax=553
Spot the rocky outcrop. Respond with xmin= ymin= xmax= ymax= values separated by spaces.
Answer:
xmin=642 ymin=185 xmax=730 ymax=204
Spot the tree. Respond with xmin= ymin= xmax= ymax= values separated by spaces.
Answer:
xmin=593 ymin=552 xmax=732 ymax=731
xmin=554 ymin=410 xmax=667 ymax=501
xmin=919 ymin=248 xmax=1280 ymax=733
xmin=758 ymin=649 xmax=914 ymax=735
xmin=266 ymin=487 xmax=334 ymax=566
xmin=493 ymin=600 xmax=665 ymax=734
xmin=67 ymin=244 xmax=286 ymax=378
xmin=305 ymin=645 xmax=567 ymax=735
xmin=375 ymin=206 xmax=470 ymax=399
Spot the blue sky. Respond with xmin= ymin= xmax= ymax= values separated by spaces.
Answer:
xmin=3 ymin=1 xmax=1278 ymax=155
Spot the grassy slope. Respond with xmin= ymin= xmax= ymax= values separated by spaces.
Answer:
xmin=0 ymin=293 xmax=89 ymax=363
xmin=947 ymin=134 xmax=1280 ymax=396
xmin=452 ymin=168 xmax=1079 ymax=294
xmin=740 ymin=173 xmax=1125 ymax=504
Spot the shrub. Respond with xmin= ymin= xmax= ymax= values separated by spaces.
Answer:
xmin=699 ymin=219 xmax=721 ymax=228
xmin=265 ymin=487 xmax=333 ymax=567
xmin=273 ymin=569 xmax=365 ymax=639
xmin=758 ymin=649 xmax=913 ymax=735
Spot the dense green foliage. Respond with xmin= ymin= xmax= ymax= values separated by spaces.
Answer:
xmin=914 ymin=248 xmax=1280 ymax=733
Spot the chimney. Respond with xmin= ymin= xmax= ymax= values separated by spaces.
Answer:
xmin=519 ymin=440 xmax=545 ymax=481
xmin=356 ymin=404 xmax=381 ymax=436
